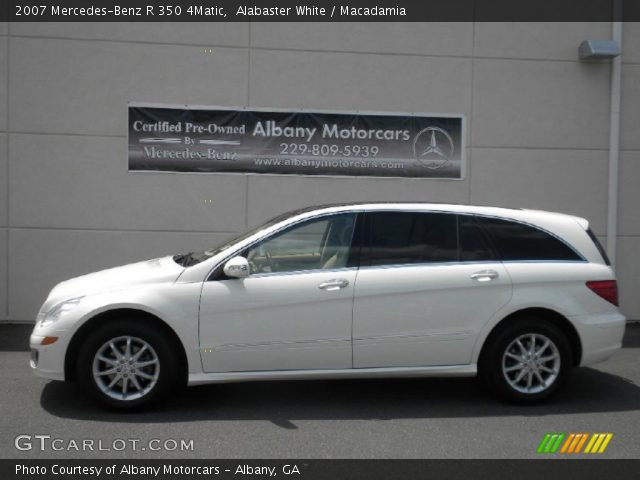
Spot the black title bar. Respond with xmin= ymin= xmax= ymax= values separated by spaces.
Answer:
xmin=3 ymin=0 xmax=640 ymax=22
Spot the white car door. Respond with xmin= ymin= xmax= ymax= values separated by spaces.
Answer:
xmin=199 ymin=213 xmax=358 ymax=373
xmin=353 ymin=212 xmax=512 ymax=368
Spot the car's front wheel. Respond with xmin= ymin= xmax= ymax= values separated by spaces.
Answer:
xmin=480 ymin=318 xmax=573 ymax=403
xmin=77 ymin=320 xmax=178 ymax=410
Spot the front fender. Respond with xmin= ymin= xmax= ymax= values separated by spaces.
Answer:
xmin=62 ymin=282 xmax=203 ymax=376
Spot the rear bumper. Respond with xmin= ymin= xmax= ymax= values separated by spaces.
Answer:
xmin=571 ymin=311 xmax=626 ymax=366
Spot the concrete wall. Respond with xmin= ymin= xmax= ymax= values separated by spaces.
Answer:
xmin=0 ymin=22 xmax=638 ymax=322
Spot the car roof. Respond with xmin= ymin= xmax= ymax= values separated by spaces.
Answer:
xmin=284 ymin=202 xmax=589 ymax=231
xmin=281 ymin=201 xmax=519 ymax=215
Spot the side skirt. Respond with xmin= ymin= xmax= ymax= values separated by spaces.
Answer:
xmin=188 ymin=364 xmax=477 ymax=386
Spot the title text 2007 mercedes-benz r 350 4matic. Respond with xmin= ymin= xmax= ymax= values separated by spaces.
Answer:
xmin=30 ymin=203 xmax=625 ymax=409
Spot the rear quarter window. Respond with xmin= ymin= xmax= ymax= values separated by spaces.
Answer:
xmin=586 ymin=228 xmax=611 ymax=266
xmin=476 ymin=216 xmax=582 ymax=262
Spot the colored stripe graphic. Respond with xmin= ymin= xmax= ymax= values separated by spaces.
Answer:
xmin=567 ymin=433 xmax=584 ymax=453
xmin=584 ymin=433 xmax=613 ymax=454
xmin=574 ymin=433 xmax=589 ymax=453
xmin=598 ymin=433 xmax=613 ymax=453
xmin=537 ymin=434 xmax=552 ymax=453
xmin=538 ymin=433 xmax=613 ymax=454
xmin=584 ymin=434 xmax=599 ymax=453
xmin=537 ymin=433 xmax=566 ymax=453
xmin=550 ymin=433 xmax=565 ymax=453
xmin=560 ymin=433 xmax=575 ymax=453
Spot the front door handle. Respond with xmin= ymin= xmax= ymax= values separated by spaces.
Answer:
xmin=470 ymin=270 xmax=499 ymax=282
xmin=318 ymin=279 xmax=350 ymax=291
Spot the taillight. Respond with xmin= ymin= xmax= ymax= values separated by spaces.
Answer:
xmin=586 ymin=280 xmax=619 ymax=306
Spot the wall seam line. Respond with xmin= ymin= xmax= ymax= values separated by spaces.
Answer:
xmin=245 ymin=22 xmax=251 ymax=229
xmin=9 ymin=131 xmax=125 ymax=138
xmin=467 ymin=19 xmax=476 ymax=204
xmin=8 ymin=226 xmax=238 ymax=234
xmin=6 ymin=131 xmax=616 ymax=152
xmin=7 ymin=33 xmax=614 ymax=65
xmin=5 ymin=32 xmax=10 ymax=320
xmin=10 ymin=33 xmax=249 ymax=49
xmin=247 ymin=22 xmax=252 ymax=106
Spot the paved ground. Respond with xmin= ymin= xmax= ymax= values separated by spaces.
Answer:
xmin=0 ymin=324 xmax=638 ymax=459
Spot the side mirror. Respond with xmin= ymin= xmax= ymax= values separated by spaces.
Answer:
xmin=223 ymin=256 xmax=249 ymax=278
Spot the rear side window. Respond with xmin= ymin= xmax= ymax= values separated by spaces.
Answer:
xmin=476 ymin=216 xmax=582 ymax=262
xmin=365 ymin=212 xmax=458 ymax=266
xmin=458 ymin=215 xmax=497 ymax=262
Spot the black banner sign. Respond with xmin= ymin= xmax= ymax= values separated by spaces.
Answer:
xmin=128 ymin=105 xmax=465 ymax=179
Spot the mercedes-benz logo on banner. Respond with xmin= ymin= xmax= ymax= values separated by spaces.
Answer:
xmin=412 ymin=126 xmax=454 ymax=169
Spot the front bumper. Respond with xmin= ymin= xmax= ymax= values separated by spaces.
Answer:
xmin=30 ymin=332 xmax=67 ymax=381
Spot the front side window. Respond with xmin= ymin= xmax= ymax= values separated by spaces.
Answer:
xmin=174 ymin=209 xmax=312 ymax=267
xmin=476 ymin=216 xmax=582 ymax=262
xmin=244 ymin=213 xmax=357 ymax=274
xmin=364 ymin=212 xmax=458 ymax=266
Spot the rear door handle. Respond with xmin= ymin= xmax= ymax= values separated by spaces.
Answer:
xmin=318 ymin=279 xmax=350 ymax=291
xmin=470 ymin=270 xmax=499 ymax=282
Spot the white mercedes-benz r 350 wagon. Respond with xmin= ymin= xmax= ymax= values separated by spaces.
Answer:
xmin=30 ymin=203 xmax=625 ymax=409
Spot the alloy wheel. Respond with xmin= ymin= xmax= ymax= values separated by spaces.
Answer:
xmin=501 ymin=333 xmax=561 ymax=394
xmin=92 ymin=335 xmax=160 ymax=401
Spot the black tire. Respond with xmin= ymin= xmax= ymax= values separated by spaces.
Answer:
xmin=76 ymin=319 xmax=180 ymax=410
xmin=479 ymin=317 xmax=573 ymax=404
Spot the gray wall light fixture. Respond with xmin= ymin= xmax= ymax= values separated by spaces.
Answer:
xmin=578 ymin=40 xmax=621 ymax=60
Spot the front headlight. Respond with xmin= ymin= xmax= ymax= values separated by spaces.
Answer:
xmin=39 ymin=297 xmax=84 ymax=327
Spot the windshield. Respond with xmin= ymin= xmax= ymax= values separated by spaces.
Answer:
xmin=173 ymin=208 xmax=315 ymax=267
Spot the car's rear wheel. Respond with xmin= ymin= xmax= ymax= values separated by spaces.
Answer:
xmin=77 ymin=320 xmax=178 ymax=410
xmin=480 ymin=318 xmax=572 ymax=403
